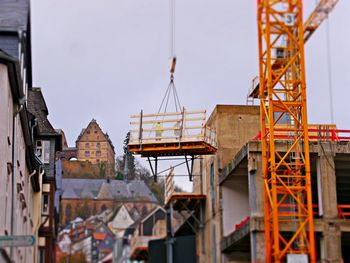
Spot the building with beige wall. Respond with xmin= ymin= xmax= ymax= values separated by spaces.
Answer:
xmin=76 ymin=119 xmax=115 ymax=175
xmin=28 ymin=87 xmax=63 ymax=263
xmin=192 ymin=105 xmax=260 ymax=263
xmin=0 ymin=51 xmax=42 ymax=262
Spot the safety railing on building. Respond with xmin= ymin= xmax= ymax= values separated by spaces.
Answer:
xmin=253 ymin=125 xmax=350 ymax=142
xmin=338 ymin=205 xmax=350 ymax=219
xmin=232 ymin=204 xmax=350 ymax=234
xmin=165 ymin=167 xmax=176 ymax=205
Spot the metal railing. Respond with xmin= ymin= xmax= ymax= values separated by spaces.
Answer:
xmin=253 ymin=125 xmax=350 ymax=142
xmin=165 ymin=168 xmax=175 ymax=204
xmin=338 ymin=205 xmax=350 ymax=219
xmin=129 ymin=109 xmax=217 ymax=147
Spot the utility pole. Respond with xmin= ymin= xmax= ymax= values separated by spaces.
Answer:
xmin=166 ymin=203 xmax=174 ymax=263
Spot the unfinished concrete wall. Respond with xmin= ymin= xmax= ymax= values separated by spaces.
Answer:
xmin=222 ymin=178 xmax=249 ymax=236
xmin=193 ymin=105 xmax=260 ymax=263
xmin=248 ymin=149 xmax=265 ymax=262
xmin=208 ymin=105 xmax=261 ymax=169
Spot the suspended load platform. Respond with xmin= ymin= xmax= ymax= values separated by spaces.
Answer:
xmin=128 ymin=109 xmax=217 ymax=157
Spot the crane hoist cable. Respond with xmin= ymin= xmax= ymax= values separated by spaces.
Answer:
xmin=170 ymin=0 xmax=175 ymax=60
xmin=156 ymin=0 xmax=181 ymax=116
xmin=157 ymin=68 xmax=182 ymax=115
xmin=313 ymin=0 xmax=335 ymax=123
xmin=150 ymin=0 xmax=181 ymax=140
xmin=325 ymin=17 xmax=334 ymax=124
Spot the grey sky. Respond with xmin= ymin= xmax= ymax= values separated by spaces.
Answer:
xmin=31 ymin=1 xmax=350 ymax=187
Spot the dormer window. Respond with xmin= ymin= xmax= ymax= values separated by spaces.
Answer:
xmin=35 ymin=140 xmax=50 ymax=164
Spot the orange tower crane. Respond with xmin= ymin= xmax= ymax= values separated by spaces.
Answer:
xmin=256 ymin=0 xmax=339 ymax=261
xmin=257 ymin=1 xmax=315 ymax=262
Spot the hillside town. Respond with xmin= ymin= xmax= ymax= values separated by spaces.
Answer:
xmin=1 ymin=0 xmax=350 ymax=263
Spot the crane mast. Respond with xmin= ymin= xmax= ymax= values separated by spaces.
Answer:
xmin=257 ymin=0 xmax=315 ymax=262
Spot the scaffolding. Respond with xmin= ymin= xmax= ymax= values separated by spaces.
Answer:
xmin=128 ymin=109 xmax=217 ymax=181
xmin=165 ymin=168 xmax=205 ymax=235
xmin=128 ymin=109 xmax=216 ymax=156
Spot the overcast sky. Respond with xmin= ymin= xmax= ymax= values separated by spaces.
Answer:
xmin=30 ymin=1 xmax=350 ymax=188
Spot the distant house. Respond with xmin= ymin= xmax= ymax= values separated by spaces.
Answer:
xmin=128 ymin=206 xmax=166 ymax=261
xmin=108 ymin=205 xmax=137 ymax=237
xmin=57 ymin=232 xmax=72 ymax=254
xmin=72 ymin=235 xmax=92 ymax=262
xmin=76 ymin=119 xmax=115 ymax=175
xmin=91 ymin=223 xmax=115 ymax=263
xmin=56 ymin=212 xmax=115 ymax=263
xmin=60 ymin=179 xmax=158 ymax=224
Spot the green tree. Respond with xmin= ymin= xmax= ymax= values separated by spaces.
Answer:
xmin=115 ymin=156 xmax=124 ymax=180
xmin=123 ymin=132 xmax=136 ymax=180
xmin=113 ymin=132 xmax=165 ymax=204
xmin=98 ymin=161 xmax=107 ymax=178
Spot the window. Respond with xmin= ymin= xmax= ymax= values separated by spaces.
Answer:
xmin=96 ymin=142 xmax=101 ymax=149
xmin=85 ymin=151 xmax=90 ymax=157
xmin=210 ymin=162 xmax=216 ymax=214
xmin=42 ymin=194 xmax=49 ymax=215
xmin=35 ymin=140 xmax=50 ymax=164
xmin=96 ymin=151 xmax=101 ymax=157
xmin=85 ymin=142 xmax=90 ymax=148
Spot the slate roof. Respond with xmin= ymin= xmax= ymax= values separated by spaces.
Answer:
xmin=62 ymin=179 xmax=158 ymax=203
xmin=0 ymin=0 xmax=29 ymax=32
xmin=97 ymin=183 xmax=113 ymax=199
xmin=27 ymin=88 xmax=58 ymax=135
xmin=0 ymin=0 xmax=29 ymax=58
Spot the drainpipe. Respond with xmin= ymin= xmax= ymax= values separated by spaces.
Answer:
xmin=31 ymin=118 xmax=38 ymax=144
xmin=11 ymin=102 xmax=24 ymax=260
xmin=32 ymin=167 xmax=44 ymax=263
xmin=27 ymin=169 xmax=36 ymax=248
xmin=166 ymin=203 xmax=174 ymax=263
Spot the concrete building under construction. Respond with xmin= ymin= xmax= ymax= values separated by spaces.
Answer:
xmin=126 ymin=1 xmax=347 ymax=261
xmin=162 ymin=105 xmax=350 ymax=263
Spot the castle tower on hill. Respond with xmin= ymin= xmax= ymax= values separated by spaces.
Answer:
xmin=76 ymin=119 xmax=115 ymax=175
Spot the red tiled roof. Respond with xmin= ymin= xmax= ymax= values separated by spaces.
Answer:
xmin=100 ymin=249 xmax=112 ymax=254
xmin=93 ymin=233 xmax=107 ymax=240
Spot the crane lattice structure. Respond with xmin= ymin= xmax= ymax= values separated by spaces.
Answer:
xmin=257 ymin=0 xmax=315 ymax=262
